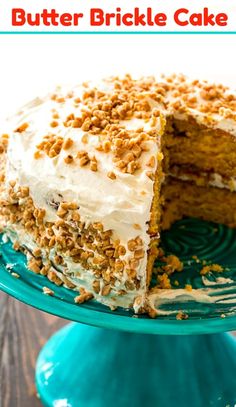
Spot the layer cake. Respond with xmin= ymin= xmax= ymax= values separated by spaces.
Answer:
xmin=0 ymin=74 xmax=235 ymax=314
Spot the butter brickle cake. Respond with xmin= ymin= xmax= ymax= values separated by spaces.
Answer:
xmin=0 ymin=74 xmax=236 ymax=315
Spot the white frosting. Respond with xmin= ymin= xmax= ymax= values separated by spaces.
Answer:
xmin=143 ymin=275 xmax=236 ymax=316
xmin=4 ymin=79 xmax=165 ymax=308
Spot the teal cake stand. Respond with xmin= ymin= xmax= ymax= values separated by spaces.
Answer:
xmin=0 ymin=218 xmax=236 ymax=407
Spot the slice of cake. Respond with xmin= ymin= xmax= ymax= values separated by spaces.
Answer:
xmin=0 ymin=74 xmax=236 ymax=314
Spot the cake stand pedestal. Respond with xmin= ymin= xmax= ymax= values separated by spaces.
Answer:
xmin=35 ymin=322 xmax=236 ymax=407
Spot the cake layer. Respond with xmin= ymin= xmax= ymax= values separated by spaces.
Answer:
xmin=166 ymin=119 xmax=236 ymax=178
xmin=162 ymin=177 xmax=236 ymax=230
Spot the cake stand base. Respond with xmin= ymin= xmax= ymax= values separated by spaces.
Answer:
xmin=35 ymin=323 xmax=236 ymax=407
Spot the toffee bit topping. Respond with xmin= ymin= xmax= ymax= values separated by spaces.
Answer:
xmin=13 ymin=241 xmax=20 ymax=251
xmin=34 ymin=151 xmax=42 ymax=160
xmin=81 ymin=134 xmax=88 ymax=144
xmin=48 ymin=270 xmax=63 ymax=286
xmin=74 ymin=287 xmax=94 ymax=304
xmin=90 ymin=156 xmax=98 ymax=172
xmin=11 ymin=272 xmax=20 ymax=279
xmin=36 ymin=134 xmax=63 ymax=158
xmin=15 ymin=123 xmax=29 ymax=133
xmin=43 ymin=286 xmax=54 ymax=296
xmin=176 ymin=311 xmax=189 ymax=320
xmin=161 ymin=255 xmax=183 ymax=274
xmin=107 ymin=171 xmax=116 ymax=180
xmin=146 ymin=156 xmax=156 ymax=168
xmin=28 ymin=258 xmax=42 ymax=274
xmin=76 ymin=150 xmax=91 ymax=167
xmin=64 ymin=155 xmax=74 ymax=164
xmin=92 ymin=280 xmax=100 ymax=294
xmin=101 ymin=284 xmax=111 ymax=296
xmin=146 ymin=171 xmax=155 ymax=181
xmin=157 ymin=273 xmax=171 ymax=289
xmin=0 ymin=134 xmax=9 ymax=153
xmin=52 ymin=112 xmax=60 ymax=119
xmin=50 ymin=121 xmax=59 ymax=128
xmin=62 ymin=138 xmax=74 ymax=150
xmin=200 ymin=264 xmax=223 ymax=275
xmin=33 ymin=247 xmax=42 ymax=257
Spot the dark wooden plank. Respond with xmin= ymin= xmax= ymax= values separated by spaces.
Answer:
xmin=0 ymin=292 xmax=66 ymax=407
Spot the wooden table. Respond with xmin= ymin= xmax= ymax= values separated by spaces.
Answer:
xmin=0 ymin=291 xmax=67 ymax=407
xmin=0 ymin=291 xmax=235 ymax=407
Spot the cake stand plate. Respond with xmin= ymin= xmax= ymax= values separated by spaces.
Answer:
xmin=0 ymin=218 xmax=236 ymax=406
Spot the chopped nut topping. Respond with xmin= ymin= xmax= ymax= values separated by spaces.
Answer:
xmin=92 ymin=280 xmax=100 ymax=294
xmin=200 ymin=264 xmax=223 ymax=275
xmin=48 ymin=270 xmax=63 ymax=286
xmin=107 ymin=171 xmax=116 ymax=180
xmin=15 ymin=123 xmax=29 ymax=133
xmin=74 ymin=287 xmax=94 ymax=304
xmin=11 ymin=272 xmax=20 ymax=279
xmin=64 ymin=155 xmax=74 ymax=164
xmin=146 ymin=156 xmax=156 ymax=168
xmin=33 ymin=247 xmax=42 ymax=257
xmin=43 ymin=286 xmax=54 ymax=296
xmin=50 ymin=121 xmax=59 ymax=128
xmin=90 ymin=156 xmax=98 ymax=172
xmin=101 ymin=284 xmax=111 ymax=296
xmin=62 ymin=138 xmax=74 ymax=150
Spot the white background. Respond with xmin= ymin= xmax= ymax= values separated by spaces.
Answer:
xmin=0 ymin=34 xmax=235 ymax=123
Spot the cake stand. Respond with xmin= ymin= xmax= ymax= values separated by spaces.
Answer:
xmin=0 ymin=218 xmax=236 ymax=407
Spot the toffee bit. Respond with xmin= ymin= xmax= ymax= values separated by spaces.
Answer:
xmin=101 ymin=284 xmax=111 ymax=296
xmin=200 ymin=264 xmax=223 ymax=275
xmin=43 ymin=286 xmax=54 ymax=296
xmin=50 ymin=121 xmax=59 ymax=128
xmin=11 ymin=272 xmax=20 ymax=279
xmin=64 ymin=155 xmax=74 ymax=164
xmin=107 ymin=171 xmax=116 ymax=180
xmin=176 ymin=312 xmax=189 ymax=320
xmin=15 ymin=123 xmax=29 ymax=133
xmin=146 ymin=156 xmax=156 ymax=168
xmin=74 ymin=288 xmax=94 ymax=304
xmin=62 ymin=138 xmax=74 ymax=150
xmin=157 ymin=273 xmax=171 ymax=289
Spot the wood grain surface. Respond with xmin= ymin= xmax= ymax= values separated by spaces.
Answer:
xmin=0 ymin=291 xmax=67 ymax=407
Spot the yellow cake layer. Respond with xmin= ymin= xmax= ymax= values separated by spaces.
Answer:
xmin=166 ymin=119 xmax=236 ymax=178
xmin=162 ymin=177 xmax=236 ymax=230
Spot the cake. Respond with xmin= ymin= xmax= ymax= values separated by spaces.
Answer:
xmin=0 ymin=74 xmax=235 ymax=314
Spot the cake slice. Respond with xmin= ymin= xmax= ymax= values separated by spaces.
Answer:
xmin=162 ymin=74 xmax=236 ymax=229
xmin=0 ymin=76 xmax=165 ymax=311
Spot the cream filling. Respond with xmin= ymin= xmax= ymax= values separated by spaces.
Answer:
xmin=169 ymin=171 xmax=236 ymax=192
